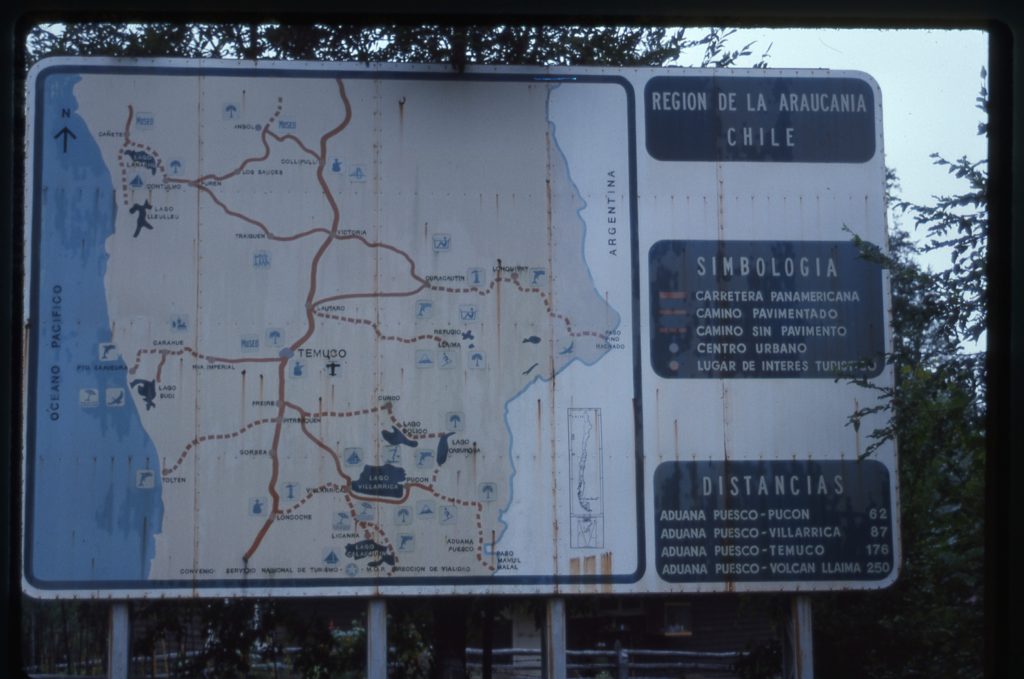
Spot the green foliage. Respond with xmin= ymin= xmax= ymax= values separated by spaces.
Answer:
xmin=25 ymin=22 xmax=769 ymax=69
xmin=817 ymin=77 xmax=987 ymax=679
xmin=20 ymin=597 xmax=108 ymax=675
xmin=386 ymin=602 xmax=433 ymax=678
xmin=183 ymin=599 xmax=284 ymax=678
xmin=281 ymin=609 xmax=366 ymax=679
xmin=817 ymin=345 xmax=984 ymax=677
xmin=895 ymin=152 xmax=988 ymax=369
xmin=734 ymin=639 xmax=783 ymax=679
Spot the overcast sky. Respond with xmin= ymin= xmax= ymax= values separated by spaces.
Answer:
xmin=716 ymin=27 xmax=988 ymax=226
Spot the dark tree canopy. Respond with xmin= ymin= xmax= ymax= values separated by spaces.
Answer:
xmin=817 ymin=79 xmax=988 ymax=679
xmin=26 ymin=22 xmax=769 ymax=68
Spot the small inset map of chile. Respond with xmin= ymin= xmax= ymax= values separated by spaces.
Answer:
xmin=568 ymin=408 xmax=604 ymax=549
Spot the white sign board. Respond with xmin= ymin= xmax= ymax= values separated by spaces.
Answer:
xmin=23 ymin=59 xmax=898 ymax=597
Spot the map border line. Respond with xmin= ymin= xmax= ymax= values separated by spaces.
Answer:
xmin=23 ymin=60 xmax=645 ymax=594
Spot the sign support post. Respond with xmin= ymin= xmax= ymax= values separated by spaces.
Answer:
xmin=787 ymin=595 xmax=814 ymax=679
xmin=482 ymin=601 xmax=494 ymax=679
xmin=107 ymin=602 xmax=130 ymax=679
xmin=367 ymin=598 xmax=387 ymax=679
xmin=544 ymin=598 xmax=567 ymax=679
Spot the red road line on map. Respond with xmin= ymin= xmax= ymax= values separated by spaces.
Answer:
xmin=118 ymin=105 xmax=169 ymax=205
xmin=244 ymin=82 xmax=353 ymax=562
xmin=312 ymin=311 xmax=450 ymax=346
xmin=519 ymin=282 xmax=610 ymax=339
xmin=313 ymin=286 xmax=427 ymax=307
xmin=317 ymin=80 xmax=353 ymax=221
xmin=162 ymin=99 xmax=334 ymax=243
xmin=425 ymin=272 xmax=610 ymax=342
xmin=282 ymin=403 xmax=495 ymax=569
xmin=310 ymin=234 xmax=429 ymax=306
xmin=290 ymin=401 xmax=393 ymax=420
xmin=288 ymin=402 xmax=438 ymax=505
xmin=122 ymin=92 xmax=412 ymax=567
xmin=289 ymin=80 xmax=354 ymax=352
xmin=347 ymin=482 xmax=434 ymax=506
xmin=287 ymin=405 xmax=404 ymax=573
xmin=426 ymin=271 xmax=613 ymax=340
xmin=287 ymin=402 xmax=460 ymax=509
xmin=162 ymin=417 xmax=277 ymax=475
xmin=508 ymin=276 xmax=611 ymax=339
xmin=196 ymin=142 xmax=271 ymax=183
xmin=124 ymin=105 xmax=134 ymax=141
xmin=161 ymin=400 xmax=396 ymax=476
xmin=127 ymin=346 xmax=281 ymax=381
xmin=291 ymin=403 xmax=356 ymax=486
xmin=268 ymin=131 xmax=319 ymax=158
xmin=243 ymin=359 xmax=288 ymax=562
xmin=193 ymin=100 xmax=282 ymax=183
xmin=278 ymin=482 xmax=341 ymax=515
xmin=340 ymin=491 xmax=393 ymax=556
xmin=292 ymin=428 xmax=437 ymax=505
xmin=130 ymin=83 xmax=545 ymax=571
xmin=183 ymin=184 xmax=331 ymax=242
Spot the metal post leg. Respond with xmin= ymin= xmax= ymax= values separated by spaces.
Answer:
xmin=108 ymin=602 xmax=130 ymax=679
xmin=367 ymin=598 xmax=387 ymax=679
xmin=788 ymin=595 xmax=814 ymax=679
xmin=544 ymin=597 xmax=566 ymax=679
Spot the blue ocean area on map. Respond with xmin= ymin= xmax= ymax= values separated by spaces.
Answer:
xmin=30 ymin=73 xmax=163 ymax=584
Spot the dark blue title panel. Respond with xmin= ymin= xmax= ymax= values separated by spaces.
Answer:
xmin=654 ymin=460 xmax=895 ymax=583
xmin=649 ymin=240 xmax=885 ymax=379
xmin=645 ymin=76 xmax=876 ymax=162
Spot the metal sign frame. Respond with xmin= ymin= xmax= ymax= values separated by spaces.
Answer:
xmin=22 ymin=57 xmax=898 ymax=598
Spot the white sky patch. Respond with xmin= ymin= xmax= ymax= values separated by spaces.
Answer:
xmin=702 ymin=28 xmax=988 ymax=217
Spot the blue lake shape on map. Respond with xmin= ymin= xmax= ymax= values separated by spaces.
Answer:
xmin=351 ymin=464 xmax=406 ymax=498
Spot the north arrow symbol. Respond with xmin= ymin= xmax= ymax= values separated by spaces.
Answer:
xmin=54 ymin=126 xmax=76 ymax=153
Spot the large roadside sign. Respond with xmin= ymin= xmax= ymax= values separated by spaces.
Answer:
xmin=23 ymin=59 xmax=898 ymax=597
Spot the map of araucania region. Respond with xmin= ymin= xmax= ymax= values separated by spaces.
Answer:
xmin=38 ymin=66 xmax=638 ymax=588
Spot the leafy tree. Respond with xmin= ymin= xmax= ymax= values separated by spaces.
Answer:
xmin=816 ymin=77 xmax=988 ymax=679
xmin=278 ymin=604 xmax=367 ymax=679
xmin=20 ymin=597 xmax=107 ymax=674
xmin=25 ymin=22 xmax=769 ymax=69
